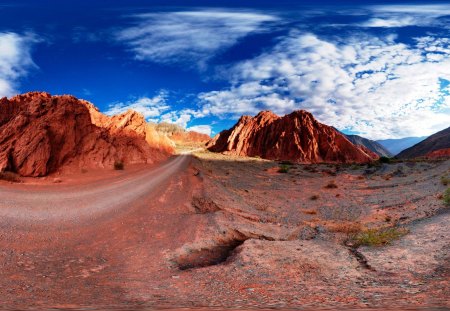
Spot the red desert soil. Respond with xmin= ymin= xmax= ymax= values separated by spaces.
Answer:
xmin=0 ymin=149 xmax=449 ymax=310
xmin=206 ymin=110 xmax=376 ymax=163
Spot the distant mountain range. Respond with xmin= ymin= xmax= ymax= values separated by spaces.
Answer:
xmin=377 ymin=137 xmax=428 ymax=156
xmin=344 ymin=134 xmax=392 ymax=158
xmin=397 ymin=127 xmax=450 ymax=159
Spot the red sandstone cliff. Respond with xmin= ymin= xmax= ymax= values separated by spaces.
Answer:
xmin=206 ymin=110 xmax=374 ymax=163
xmin=0 ymin=92 xmax=174 ymax=177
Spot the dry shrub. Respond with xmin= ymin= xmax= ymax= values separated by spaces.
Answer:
xmin=324 ymin=181 xmax=338 ymax=189
xmin=353 ymin=227 xmax=409 ymax=247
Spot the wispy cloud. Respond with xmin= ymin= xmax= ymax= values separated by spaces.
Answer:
xmin=360 ymin=4 xmax=450 ymax=28
xmin=197 ymin=32 xmax=450 ymax=139
xmin=0 ymin=32 xmax=38 ymax=97
xmin=115 ymin=9 xmax=278 ymax=69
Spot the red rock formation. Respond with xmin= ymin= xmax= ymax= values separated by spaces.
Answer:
xmin=206 ymin=110 xmax=374 ymax=163
xmin=426 ymin=148 xmax=450 ymax=159
xmin=0 ymin=92 xmax=174 ymax=177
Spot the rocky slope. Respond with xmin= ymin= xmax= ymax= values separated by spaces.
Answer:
xmin=397 ymin=126 xmax=450 ymax=159
xmin=345 ymin=134 xmax=392 ymax=157
xmin=0 ymin=92 xmax=174 ymax=177
xmin=426 ymin=148 xmax=450 ymax=159
xmin=206 ymin=110 xmax=375 ymax=163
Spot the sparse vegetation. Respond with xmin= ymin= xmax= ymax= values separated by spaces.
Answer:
xmin=278 ymin=164 xmax=290 ymax=173
xmin=352 ymin=227 xmax=409 ymax=247
xmin=441 ymin=175 xmax=450 ymax=186
xmin=324 ymin=181 xmax=338 ymax=189
xmin=114 ymin=161 xmax=124 ymax=170
xmin=443 ymin=188 xmax=450 ymax=206
xmin=310 ymin=195 xmax=319 ymax=201
xmin=379 ymin=156 xmax=392 ymax=164
xmin=0 ymin=171 xmax=21 ymax=183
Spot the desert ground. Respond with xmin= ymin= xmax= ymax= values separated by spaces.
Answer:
xmin=0 ymin=149 xmax=449 ymax=310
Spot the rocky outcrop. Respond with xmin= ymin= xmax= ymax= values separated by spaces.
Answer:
xmin=345 ymin=134 xmax=392 ymax=157
xmin=397 ymin=126 xmax=450 ymax=159
xmin=0 ymin=92 xmax=174 ymax=177
xmin=206 ymin=110 xmax=374 ymax=163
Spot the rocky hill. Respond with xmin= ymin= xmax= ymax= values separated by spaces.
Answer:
xmin=345 ymin=134 xmax=392 ymax=157
xmin=397 ymin=126 xmax=450 ymax=159
xmin=206 ymin=110 xmax=375 ymax=163
xmin=155 ymin=122 xmax=210 ymax=145
xmin=0 ymin=92 xmax=175 ymax=177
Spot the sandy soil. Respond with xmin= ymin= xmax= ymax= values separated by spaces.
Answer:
xmin=0 ymin=150 xmax=449 ymax=310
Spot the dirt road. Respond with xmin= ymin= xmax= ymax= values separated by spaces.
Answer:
xmin=0 ymin=154 xmax=204 ymax=309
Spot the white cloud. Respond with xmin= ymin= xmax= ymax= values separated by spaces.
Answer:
xmin=0 ymin=32 xmax=37 ymax=97
xmin=186 ymin=125 xmax=212 ymax=136
xmin=361 ymin=16 xmax=417 ymax=28
xmin=115 ymin=10 xmax=278 ymax=69
xmin=197 ymin=32 xmax=450 ymax=139
xmin=105 ymin=91 xmax=171 ymax=120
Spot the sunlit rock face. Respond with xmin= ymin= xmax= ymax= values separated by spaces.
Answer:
xmin=207 ymin=110 xmax=375 ymax=163
xmin=0 ymin=92 xmax=174 ymax=176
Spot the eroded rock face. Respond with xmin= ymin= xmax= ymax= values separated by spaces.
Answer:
xmin=206 ymin=110 xmax=374 ymax=163
xmin=170 ymin=131 xmax=210 ymax=145
xmin=0 ymin=92 xmax=174 ymax=176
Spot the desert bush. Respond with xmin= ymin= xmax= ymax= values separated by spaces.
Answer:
xmin=353 ymin=227 xmax=408 ymax=247
xmin=443 ymin=188 xmax=450 ymax=206
xmin=0 ymin=171 xmax=21 ymax=183
xmin=278 ymin=164 xmax=290 ymax=173
xmin=114 ymin=161 xmax=124 ymax=170
xmin=441 ymin=176 xmax=450 ymax=186
xmin=324 ymin=181 xmax=338 ymax=189
xmin=310 ymin=195 xmax=319 ymax=201
xmin=379 ymin=156 xmax=392 ymax=164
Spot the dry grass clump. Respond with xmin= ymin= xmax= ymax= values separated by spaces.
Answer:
xmin=324 ymin=181 xmax=338 ymax=189
xmin=0 ymin=171 xmax=21 ymax=183
xmin=352 ymin=227 xmax=409 ymax=247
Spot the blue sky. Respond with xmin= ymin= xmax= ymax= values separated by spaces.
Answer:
xmin=0 ymin=0 xmax=449 ymax=138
